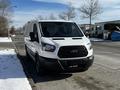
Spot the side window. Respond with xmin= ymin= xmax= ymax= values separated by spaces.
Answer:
xmin=33 ymin=24 xmax=39 ymax=42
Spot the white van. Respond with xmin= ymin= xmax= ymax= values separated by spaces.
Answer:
xmin=24 ymin=20 xmax=94 ymax=73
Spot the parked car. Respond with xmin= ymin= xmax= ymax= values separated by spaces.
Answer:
xmin=24 ymin=20 xmax=94 ymax=74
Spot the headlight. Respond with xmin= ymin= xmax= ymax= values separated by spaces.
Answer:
xmin=87 ymin=43 xmax=93 ymax=50
xmin=41 ymin=42 xmax=56 ymax=52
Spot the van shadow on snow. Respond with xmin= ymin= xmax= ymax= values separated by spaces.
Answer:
xmin=0 ymin=54 xmax=26 ymax=79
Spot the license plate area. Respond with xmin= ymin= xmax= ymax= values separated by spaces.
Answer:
xmin=60 ymin=60 xmax=81 ymax=68
xmin=69 ymin=65 xmax=78 ymax=68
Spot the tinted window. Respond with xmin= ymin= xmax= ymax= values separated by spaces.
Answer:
xmin=40 ymin=22 xmax=84 ymax=37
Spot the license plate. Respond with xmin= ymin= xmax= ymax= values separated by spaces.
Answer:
xmin=69 ymin=65 xmax=78 ymax=68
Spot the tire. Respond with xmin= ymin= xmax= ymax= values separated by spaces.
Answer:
xmin=25 ymin=45 xmax=31 ymax=60
xmin=35 ymin=54 xmax=44 ymax=75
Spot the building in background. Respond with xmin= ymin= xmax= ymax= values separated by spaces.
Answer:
xmin=94 ymin=20 xmax=120 ymax=40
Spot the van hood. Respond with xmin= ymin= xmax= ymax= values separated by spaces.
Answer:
xmin=41 ymin=37 xmax=90 ymax=46
xmin=53 ymin=38 xmax=85 ymax=46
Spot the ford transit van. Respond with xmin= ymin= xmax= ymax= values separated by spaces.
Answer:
xmin=24 ymin=20 xmax=94 ymax=73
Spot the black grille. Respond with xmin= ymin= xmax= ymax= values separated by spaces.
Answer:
xmin=58 ymin=46 xmax=88 ymax=58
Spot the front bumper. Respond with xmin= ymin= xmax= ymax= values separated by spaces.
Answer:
xmin=39 ymin=56 xmax=94 ymax=71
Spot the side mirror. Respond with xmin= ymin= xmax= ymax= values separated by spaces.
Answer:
xmin=29 ymin=32 xmax=35 ymax=41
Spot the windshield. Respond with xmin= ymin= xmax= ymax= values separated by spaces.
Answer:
xmin=40 ymin=22 xmax=84 ymax=37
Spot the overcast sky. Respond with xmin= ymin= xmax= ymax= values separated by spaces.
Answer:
xmin=11 ymin=0 xmax=120 ymax=27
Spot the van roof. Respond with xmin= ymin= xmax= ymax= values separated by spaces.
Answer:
xmin=39 ymin=20 xmax=73 ymax=22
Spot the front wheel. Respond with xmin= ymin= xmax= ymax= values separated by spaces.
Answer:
xmin=25 ymin=45 xmax=31 ymax=60
xmin=35 ymin=55 xmax=44 ymax=75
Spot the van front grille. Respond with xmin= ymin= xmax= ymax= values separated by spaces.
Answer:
xmin=58 ymin=46 xmax=88 ymax=58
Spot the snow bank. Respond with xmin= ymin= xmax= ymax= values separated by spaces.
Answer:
xmin=0 ymin=37 xmax=12 ymax=42
xmin=0 ymin=49 xmax=32 ymax=90
xmin=90 ymin=38 xmax=104 ymax=42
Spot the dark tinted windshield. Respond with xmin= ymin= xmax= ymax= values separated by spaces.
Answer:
xmin=40 ymin=22 xmax=84 ymax=37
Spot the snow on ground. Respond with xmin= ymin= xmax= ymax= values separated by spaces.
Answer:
xmin=0 ymin=49 xmax=32 ymax=90
xmin=90 ymin=38 xmax=104 ymax=42
xmin=0 ymin=37 xmax=12 ymax=42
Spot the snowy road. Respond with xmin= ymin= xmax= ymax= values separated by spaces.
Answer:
xmin=0 ymin=49 xmax=32 ymax=90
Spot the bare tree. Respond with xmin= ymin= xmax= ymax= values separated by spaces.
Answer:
xmin=0 ymin=16 xmax=8 ymax=36
xmin=9 ymin=26 xmax=15 ymax=35
xmin=59 ymin=3 xmax=76 ymax=21
xmin=0 ymin=0 xmax=13 ymax=36
xmin=0 ymin=0 xmax=12 ymax=17
xmin=79 ymin=0 xmax=102 ymax=30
